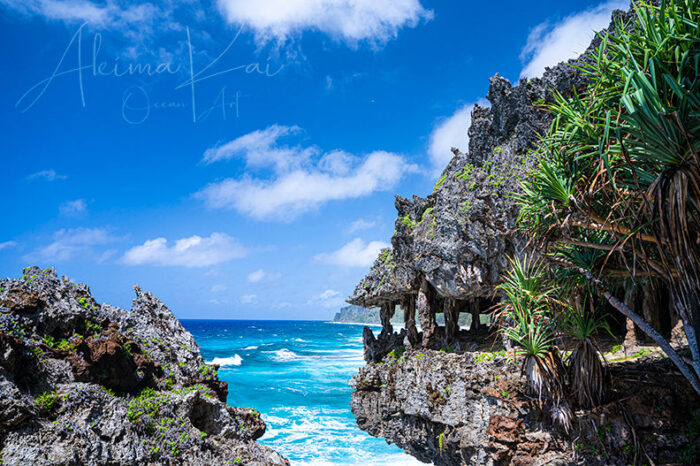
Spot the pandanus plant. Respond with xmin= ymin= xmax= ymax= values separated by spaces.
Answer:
xmin=495 ymin=256 xmax=572 ymax=429
xmin=561 ymin=300 xmax=611 ymax=408
xmin=516 ymin=0 xmax=700 ymax=396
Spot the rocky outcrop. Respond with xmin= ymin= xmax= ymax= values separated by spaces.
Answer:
xmin=345 ymin=3 xmax=680 ymax=465
xmin=351 ymin=348 xmax=700 ymax=465
xmin=0 ymin=266 xmax=288 ymax=466
xmin=346 ymin=4 xmax=643 ymax=352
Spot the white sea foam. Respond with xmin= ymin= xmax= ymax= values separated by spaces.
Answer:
xmin=242 ymin=345 xmax=259 ymax=350
xmin=208 ymin=354 xmax=242 ymax=366
xmin=263 ymin=348 xmax=300 ymax=361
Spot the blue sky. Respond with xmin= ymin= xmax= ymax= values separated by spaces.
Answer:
xmin=0 ymin=0 xmax=626 ymax=319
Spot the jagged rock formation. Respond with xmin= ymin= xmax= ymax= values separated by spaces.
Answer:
xmin=348 ymin=57 xmax=596 ymax=352
xmin=351 ymin=348 xmax=700 ymax=465
xmin=0 ymin=266 xmax=288 ymax=466
xmin=345 ymin=3 xmax=677 ymax=465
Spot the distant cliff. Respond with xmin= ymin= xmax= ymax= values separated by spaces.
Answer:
xmin=333 ymin=305 xmax=382 ymax=324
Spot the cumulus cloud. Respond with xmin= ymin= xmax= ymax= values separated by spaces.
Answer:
xmin=216 ymin=0 xmax=432 ymax=44
xmin=197 ymin=125 xmax=417 ymax=221
xmin=427 ymin=100 xmax=488 ymax=177
xmin=122 ymin=233 xmax=246 ymax=267
xmin=520 ymin=0 xmax=626 ymax=79
xmin=346 ymin=218 xmax=376 ymax=234
xmin=24 ymin=228 xmax=120 ymax=263
xmin=59 ymin=199 xmax=87 ymax=216
xmin=26 ymin=169 xmax=66 ymax=182
xmin=315 ymin=238 xmax=389 ymax=267
xmin=0 ymin=241 xmax=18 ymax=251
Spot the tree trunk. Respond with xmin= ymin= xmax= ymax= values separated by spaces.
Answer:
xmin=550 ymin=256 xmax=700 ymax=397
xmin=403 ymin=295 xmax=419 ymax=348
xmin=623 ymin=283 xmax=638 ymax=348
xmin=417 ymin=278 xmax=438 ymax=349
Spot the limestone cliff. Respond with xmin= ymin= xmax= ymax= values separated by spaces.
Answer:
xmin=0 ymin=266 xmax=288 ymax=466
xmin=343 ymin=3 xmax=699 ymax=465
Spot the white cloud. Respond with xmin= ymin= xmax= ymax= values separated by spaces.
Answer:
xmin=347 ymin=218 xmax=376 ymax=234
xmin=315 ymin=238 xmax=389 ymax=267
xmin=26 ymin=169 xmax=66 ymax=182
xmin=197 ymin=125 xmax=417 ymax=221
xmin=24 ymin=228 xmax=119 ymax=263
xmin=0 ymin=241 xmax=18 ymax=251
xmin=319 ymin=289 xmax=339 ymax=300
xmin=122 ymin=233 xmax=246 ymax=267
xmin=203 ymin=125 xmax=314 ymax=173
xmin=428 ymin=103 xmax=475 ymax=176
xmin=216 ymin=0 xmax=432 ymax=44
xmin=246 ymin=269 xmax=281 ymax=282
xmin=59 ymin=199 xmax=87 ymax=216
xmin=247 ymin=269 xmax=265 ymax=282
xmin=0 ymin=0 xmax=165 ymax=29
xmin=519 ymin=1 xmax=626 ymax=79
xmin=308 ymin=288 xmax=344 ymax=308
xmin=241 ymin=294 xmax=258 ymax=304
xmin=210 ymin=284 xmax=228 ymax=293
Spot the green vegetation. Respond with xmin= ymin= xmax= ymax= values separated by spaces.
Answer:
xmin=513 ymin=0 xmax=700 ymax=396
xmin=34 ymin=391 xmax=58 ymax=415
xmin=454 ymin=163 xmax=474 ymax=182
xmin=42 ymin=335 xmax=56 ymax=348
xmin=199 ymin=364 xmax=218 ymax=380
xmin=85 ymin=320 xmax=102 ymax=336
xmin=438 ymin=431 xmax=445 ymax=453
xmin=434 ymin=174 xmax=447 ymax=191
xmin=400 ymin=214 xmax=415 ymax=231
xmin=472 ymin=350 xmax=507 ymax=363
xmin=387 ymin=347 xmax=406 ymax=362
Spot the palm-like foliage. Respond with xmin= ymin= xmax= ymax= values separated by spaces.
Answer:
xmin=496 ymin=256 xmax=570 ymax=428
xmin=561 ymin=302 xmax=611 ymax=407
xmin=516 ymin=0 xmax=700 ymax=395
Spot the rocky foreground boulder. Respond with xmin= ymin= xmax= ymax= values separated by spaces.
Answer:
xmin=0 ymin=266 xmax=288 ymax=466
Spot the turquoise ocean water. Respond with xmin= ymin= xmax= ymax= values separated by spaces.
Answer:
xmin=182 ymin=320 xmax=422 ymax=465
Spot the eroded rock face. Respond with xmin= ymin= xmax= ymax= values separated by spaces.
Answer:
xmin=351 ymin=349 xmax=700 ymax=466
xmin=346 ymin=4 xmax=680 ymax=465
xmin=347 ymin=7 xmax=637 ymax=310
xmin=0 ymin=267 xmax=288 ymax=466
